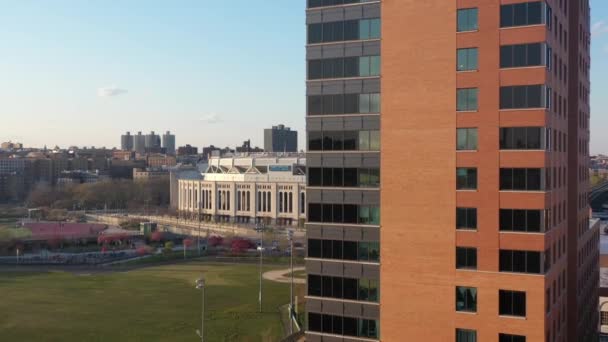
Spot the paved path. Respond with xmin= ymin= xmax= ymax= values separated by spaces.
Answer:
xmin=263 ymin=266 xmax=306 ymax=284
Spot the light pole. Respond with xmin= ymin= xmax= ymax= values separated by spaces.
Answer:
xmin=195 ymin=276 xmax=205 ymax=342
xmin=287 ymin=229 xmax=294 ymax=334
xmin=197 ymin=198 xmax=201 ymax=256
xmin=255 ymin=222 xmax=266 ymax=313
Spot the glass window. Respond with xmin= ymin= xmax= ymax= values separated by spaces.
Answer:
xmin=370 ymin=93 xmax=380 ymax=113
xmin=370 ymin=56 xmax=380 ymax=76
xmin=359 ymin=131 xmax=370 ymax=150
xmin=456 ymin=247 xmax=477 ymax=269
xmin=457 ymin=8 xmax=479 ymax=32
xmin=499 ymin=290 xmax=526 ymax=317
xmin=456 ymin=329 xmax=477 ymax=342
xmin=308 ymin=275 xmax=322 ymax=296
xmin=457 ymin=48 xmax=478 ymax=71
xmin=456 ymin=286 xmax=477 ymax=312
xmin=308 ymin=239 xmax=322 ymax=258
xmin=359 ymin=56 xmax=370 ymax=77
xmin=501 ymin=2 xmax=545 ymax=28
xmin=359 ymin=19 xmax=370 ymax=40
xmin=457 ymin=88 xmax=479 ymax=111
xmin=457 ymin=168 xmax=478 ymax=190
xmin=499 ymin=333 xmax=526 ymax=342
xmin=500 ymin=127 xmax=544 ymax=150
xmin=359 ymin=94 xmax=371 ymax=113
xmin=457 ymin=128 xmax=478 ymax=150
xmin=500 ymin=85 xmax=545 ymax=109
xmin=457 ymin=208 xmax=477 ymax=230
xmin=369 ymin=130 xmax=380 ymax=150
xmin=499 ymin=250 xmax=542 ymax=274
xmin=309 ymin=168 xmax=322 ymax=186
xmin=369 ymin=19 xmax=381 ymax=39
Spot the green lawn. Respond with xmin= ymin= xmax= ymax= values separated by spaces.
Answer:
xmin=0 ymin=262 xmax=304 ymax=341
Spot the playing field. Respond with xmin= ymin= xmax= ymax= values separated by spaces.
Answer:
xmin=0 ymin=262 xmax=305 ymax=342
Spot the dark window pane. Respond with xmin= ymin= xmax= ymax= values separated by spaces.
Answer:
xmin=343 ymin=131 xmax=357 ymax=150
xmin=500 ymin=86 xmax=513 ymax=109
xmin=528 ymin=2 xmax=542 ymax=25
xmin=513 ymin=169 xmax=526 ymax=190
xmin=344 ymin=57 xmax=358 ymax=77
xmin=528 ymin=43 xmax=542 ymax=65
xmin=308 ymin=313 xmax=322 ymax=332
xmin=527 ymin=127 xmax=541 ymax=149
xmin=527 ymin=85 xmax=542 ymax=108
xmin=527 ymin=251 xmax=541 ymax=273
xmin=344 ymin=168 xmax=358 ymax=187
xmin=322 ymin=204 xmax=332 ymax=222
xmin=501 ymin=5 xmax=514 ymax=27
xmin=309 ymin=168 xmax=322 ymax=186
xmin=513 ymin=86 xmax=527 ymax=108
xmin=308 ymin=203 xmax=322 ymax=222
xmin=332 ymin=204 xmax=343 ymax=222
xmin=343 ymin=204 xmax=358 ymax=223
xmin=308 ymin=60 xmax=323 ymax=79
xmin=513 ymin=210 xmax=526 ymax=231
xmin=308 ymin=275 xmax=322 ymax=296
xmin=308 ymin=24 xmax=323 ymax=44
xmin=308 ymin=95 xmax=323 ymax=115
xmin=527 ymin=210 xmax=541 ymax=232
xmin=500 ymin=168 xmax=513 ymax=190
xmin=308 ymin=239 xmax=322 ymax=258
xmin=308 ymin=132 xmax=322 ymax=151
xmin=322 ymin=240 xmax=332 ymax=259
xmin=344 ymin=94 xmax=359 ymax=113
xmin=343 ymin=241 xmax=358 ymax=260
xmin=343 ymin=278 xmax=358 ymax=300
xmin=500 ymin=209 xmax=513 ymax=231
xmin=513 ymin=251 xmax=526 ymax=272
xmin=527 ymin=168 xmax=541 ymax=190
xmin=514 ymin=44 xmax=526 ymax=67
xmin=513 ymin=3 xmax=527 ymax=26
xmin=500 ymin=45 xmax=512 ymax=68
xmin=500 ymin=250 xmax=513 ymax=271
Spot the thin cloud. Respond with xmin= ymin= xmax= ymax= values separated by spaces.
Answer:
xmin=199 ymin=113 xmax=222 ymax=124
xmin=97 ymin=86 xmax=128 ymax=97
xmin=592 ymin=21 xmax=608 ymax=37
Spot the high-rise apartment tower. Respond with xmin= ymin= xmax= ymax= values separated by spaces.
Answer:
xmin=304 ymin=1 xmax=597 ymax=341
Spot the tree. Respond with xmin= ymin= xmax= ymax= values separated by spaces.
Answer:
xmin=231 ymin=238 xmax=254 ymax=254
xmin=208 ymin=235 xmax=224 ymax=247
xmin=163 ymin=241 xmax=174 ymax=254
xmin=150 ymin=231 xmax=164 ymax=243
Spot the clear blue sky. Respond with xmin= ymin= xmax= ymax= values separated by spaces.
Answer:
xmin=0 ymin=1 xmax=607 ymax=153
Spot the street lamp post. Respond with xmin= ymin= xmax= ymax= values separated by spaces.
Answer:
xmin=287 ymin=229 xmax=294 ymax=334
xmin=195 ymin=276 xmax=205 ymax=342
xmin=197 ymin=199 xmax=201 ymax=256
xmin=255 ymin=222 xmax=266 ymax=313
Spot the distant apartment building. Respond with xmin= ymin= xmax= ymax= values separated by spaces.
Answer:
xmin=121 ymin=132 xmax=134 ymax=151
xmin=177 ymin=144 xmax=198 ymax=156
xmin=264 ymin=124 xmax=297 ymax=152
xmin=1 ymin=142 xmax=23 ymax=151
xmin=112 ymin=150 xmax=134 ymax=161
xmin=133 ymin=132 xmax=146 ymax=154
xmin=145 ymin=131 xmax=161 ymax=150
xmin=178 ymin=153 xmax=305 ymax=225
xmin=146 ymin=154 xmax=176 ymax=168
xmin=236 ymin=140 xmax=264 ymax=153
xmin=162 ymin=131 xmax=176 ymax=155
xmin=132 ymin=168 xmax=169 ymax=181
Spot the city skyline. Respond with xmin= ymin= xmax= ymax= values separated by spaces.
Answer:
xmin=0 ymin=0 xmax=607 ymax=153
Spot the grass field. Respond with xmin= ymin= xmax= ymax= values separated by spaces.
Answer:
xmin=0 ymin=262 xmax=305 ymax=341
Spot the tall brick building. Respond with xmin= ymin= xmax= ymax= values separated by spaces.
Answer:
xmin=304 ymin=1 xmax=597 ymax=341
